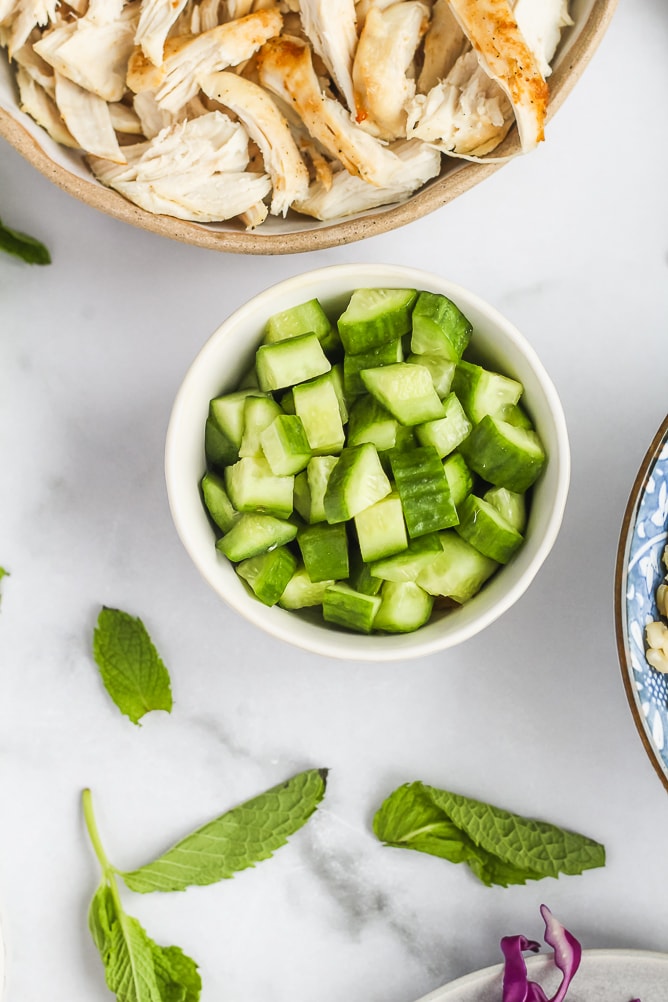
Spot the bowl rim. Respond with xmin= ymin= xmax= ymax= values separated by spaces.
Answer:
xmin=0 ymin=0 xmax=618 ymax=255
xmin=164 ymin=262 xmax=570 ymax=661
xmin=614 ymin=412 xmax=668 ymax=794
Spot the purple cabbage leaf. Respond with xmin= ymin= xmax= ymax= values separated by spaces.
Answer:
xmin=501 ymin=905 xmax=581 ymax=1002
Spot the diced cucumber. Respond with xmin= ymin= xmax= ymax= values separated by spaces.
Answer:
xmin=369 ymin=532 xmax=442 ymax=582
xmin=416 ymin=531 xmax=498 ymax=603
xmin=209 ymin=389 xmax=263 ymax=449
xmin=278 ymin=565 xmax=334 ymax=609
xmin=256 ymin=333 xmax=331 ymax=391
xmin=293 ymin=470 xmax=312 ymax=522
xmin=217 ymin=513 xmax=297 ymax=562
xmin=205 ymin=415 xmax=238 ymax=470
xmin=348 ymin=550 xmax=383 ymax=595
xmin=238 ymin=395 xmax=283 ymax=458
xmin=501 ymin=402 xmax=534 ymax=429
xmin=260 ymin=414 xmax=312 ymax=475
xmin=347 ymin=394 xmax=399 ymax=451
xmin=264 ymin=297 xmax=339 ymax=353
xmin=224 ymin=457 xmax=294 ymax=518
xmin=324 ymin=444 xmax=391 ymax=523
xmin=293 ymin=375 xmax=345 ymax=455
xmin=484 ymin=485 xmax=527 ymax=533
xmin=389 ymin=446 xmax=458 ymax=537
xmin=236 ymin=546 xmax=298 ymax=606
xmin=459 ymin=415 xmax=546 ymax=492
xmin=361 ymin=363 xmax=445 ymax=426
xmin=322 ymin=583 xmax=382 ymax=634
xmin=374 ymin=581 xmax=434 ymax=633
xmin=343 ymin=338 xmax=403 ymax=396
xmin=201 ymin=471 xmax=238 ymax=532
xmin=455 ymin=494 xmax=524 ymax=564
xmin=406 ymin=353 xmax=456 ymax=398
xmin=452 ymin=360 xmax=523 ymax=425
xmin=307 ymin=455 xmax=339 ymax=523
xmin=415 ymin=391 xmax=472 ymax=458
xmin=297 ymin=522 xmax=349 ymax=581
xmin=442 ymin=452 xmax=474 ymax=507
xmin=329 ymin=363 xmax=349 ymax=424
xmin=410 ymin=291 xmax=472 ymax=361
xmin=238 ymin=364 xmax=260 ymax=389
xmin=338 ymin=288 xmax=417 ymax=354
xmin=354 ymin=492 xmax=407 ymax=563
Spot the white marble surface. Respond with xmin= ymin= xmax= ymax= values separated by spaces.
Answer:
xmin=1 ymin=2 xmax=668 ymax=1000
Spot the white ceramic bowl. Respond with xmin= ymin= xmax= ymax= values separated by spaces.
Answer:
xmin=165 ymin=264 xmax=570 ymax=661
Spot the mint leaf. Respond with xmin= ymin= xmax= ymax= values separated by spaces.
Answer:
xmin=152 ymin=946 xmax=201 ymax=1002
xmin=0 ymin=217 xmax=51 ymax=264
xmin=373 ymin=782 xmax=605 ymax=887
xmin=121 ymin=768 xmax=328 ymax=893
xmin=93 ymin=607 xmax=173 ymax=725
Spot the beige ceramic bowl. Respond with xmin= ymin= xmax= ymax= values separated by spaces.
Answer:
xmin=0 ymin=1 xmax=616 ymax=254
xmin=164 ymin=263 xmax=570 ymax=661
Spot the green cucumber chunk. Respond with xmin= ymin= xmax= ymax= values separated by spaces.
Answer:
xmin=459 ymin=415 xmax=546 ymax=492
xmin=217 ymin=513 xmax=297 ymax=562
xmin=209 ymin=389 xmax=263 ymax=448
xmin=348 ymin=550 xmax=383 ymax=595
xmin=415 ymin=391 xmax=472 ymax=458
xmin=484 ymin=485 xmax=527 ymax=532
xmin=298 ymin=522 xmax=349 ymax=582
xmin=278 ymin=565 xmax=334 ymax=609
xmin=343 ymin=338 xmax=403 ymax=396
xmin=264 ymin=297 xmax=339 ymax=353
xmin=256 ymin=333 xmax=331 ymax=391
xmin=323 ymin=443 xmax=391 ymax=523
xmin=238 ymin=395 xmax=283 ymax=458
xmin=361 ymin=363 xmax=445 ymax=426
xmin=374 ymin=580 xmax=434 ymax=633
xmin=224 ymin=457 xmax=294 ymax=518
xmin=236 ymin=546 xmax=298 ymax=606
xmin=293 ymin=375 xmax=345 ymax=455
xmin=322 ymin=583 xmax=382 ymax=634
xmin=389 ymin=446 xmax=458 ymax=537
xmin=442 ymin=452 xmax=474 ymax=507
xmin=293 ymin=470 xmax=312 ymax=522
xmin=369 ymin=532 xmax=442 ymax=582
xmin=406 ymin=353 xmax=456 ymax=398
xmin=455 ymin=494 xmax=524 ymax=564
xmin=501 ymin=402 xmax=534 ymax=429
xmin=452 ymin=360 xmax=523 ymax=425
xmin=306 ymin=455 xmax=339 ymax=523
xmin=416 ymin=531 xmax=498 ymax=603
xmin=260 ymin=414 xmax=312 ymax=475
xmin=410 ymin=291 xmax=472 ymax=361
xmin=205 ymin=415 xmax=238 ymax=470
xmin=338 ymin=288 xmax=417 ymax=354
xmin=347 ymin=394 xmax=399 ymax=451
xmin=328 ymin=364 xmax=349 ymax=424
xmin=201 ymin=471 xmax=238 ymax=533
xmin=354 ymin=492 xmax=407 ymax=563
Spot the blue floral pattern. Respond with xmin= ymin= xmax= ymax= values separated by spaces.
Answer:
xmin=623 ymin=437 xmax=668 ymax=782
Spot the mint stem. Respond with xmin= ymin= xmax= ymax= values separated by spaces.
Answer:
xmin=82 ymin=788 xmax=114 ymax=876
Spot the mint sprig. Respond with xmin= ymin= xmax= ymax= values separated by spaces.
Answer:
xmin=92 ymin=607 xmax=173 ymax=725
xmin=0 ymin=217 xmax=51 ymax=264
xmin=373 ymin=782 xmax=605 ymax=887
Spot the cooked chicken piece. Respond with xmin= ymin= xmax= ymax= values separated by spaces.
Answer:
xmin=514 ymin=0 xmax=572 ymax=78
xmin=257 ymin=35 xmax=414 ymax=188
xmin=354 ymin=0 xmax=397 ymax=30
xmin=135 ymin=0 xmax=191 ymax=67
xmin=88 ymin=110 xmax=271 ymax=221
xmin=86 ymin=0 xmax=126 ymax=23
xmin=15 ymin=64 xmax=78 ymax=146
xmin=239 ymin=199 xmax=269 ymax=228
xmin=406 ymin=48 xmax=512 ymax=156
xmin=12 ymin=34 xmax=55 ymax=96
xmin=294 ymin=137 xmax=440 ymax=219
xmin=0 ymin=0 xmax=18 ymax=23
xmin=128 ymin=9 xmax=283 ymax=114
xmin=447 ymin=0 xmax=548 ymax=152
xmin=200 ymin=70 xmax=309 ymax=215
xmin=54 ymin=71 xmax=127 ymax=161
xmin=298 ymin=135 xmax=334 ymax=190
xmin=223 ymin=0 xmax=254 ymax=18
xmin=417 ymin=0 xmax=467 ymax=93
xmin=108 ymin=101 xmax=143 ymax=135
xmin=4 ymin=0 xmax=58 ymax=57
xmin=197 ymin=0 xmax=223 ymax=32
xmin=33 ymin=2 xmax=139 ymax=103
xmin=298 ymin=0 xmax=358 ymax=113
xmin=352 ymin=2 xmax=429 ymax=141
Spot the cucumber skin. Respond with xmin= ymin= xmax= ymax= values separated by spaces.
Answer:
xmin=236 ymin=546 xmax=298 ymax=606
xmin=298 ymin=523 xmax=349 ymax=582
xmin=389 ymin=447 xmax=459 ymax=537
xmin=201 ymin=471 xmax=238 ymax=533
xmin=459 ymin=415 xmax=546 ymax=493
xmin=410 ymin=291 xmax=472 ymax=362
xmin=455 ymin=495 xmax=524 ymax=564
xmin=338 ymin=289 xmax=418 ymax=355
xmin=322 ymin=583 xmax=382 ymax=634
xmin=323 ymin=444 xmax=391 ymax=524
xmin=217 ymin=513 xmax=298 ymax=562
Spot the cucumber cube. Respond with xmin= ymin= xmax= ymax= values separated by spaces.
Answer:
xmin=293 ymin=376 xmax=345 ymax=455
xmin=354 ymin=493 xmax=407 ymax=563
xmin=278 ymin=565 xmax=334 ymax=609
xmin=361 ymin=363 xmax=445 ymax=426
xmin=348 ymin=551 xmax=383 ymax=595
xmin=343 ymin=338 xmax=403 ymax=396
xmin=256 ymin=333 xmax=331 ymax=391
xmin=347 ymin=394 xmax=399 ymax=451
xmin=410 ymin=291 xmax=472 ymax=360
xmin=406 ymin=353 xmax=456 ymax=398
xmin=452 ymin=360 xmax=523 ymax=425
xmin=236 ymin=546 xmax=298 ymax=606
xmin=442 ymin=452 xmax=474 ymax=507
xmin=484 ymin=485 xmax=527 ymax=533
xmin=501 ymin=402 xmax=534 ymax=429
xmin=264 ymin=297 xmax=339 ymax=353
xmin=322 ymin=583 xmax=382 ymax=634
xmin=260 ymin=414 xmax=312 ymax=475
xmin=324 ymin=444 xmax=392 ymax=523
xmin=224 ymin=457 xmax=294 ymax=518
xmin=239 ymin=395 xmax=283 ymax=458
xmin=416 ymin=531 xmax=498 ymax=603
xmin=459 ymin=415 xmax=546 ymax=492
xmin=389 ymin=447 xmax=459 ymax=537
xmin=205 ymin=416 xmax=238 ymax=470
xmin=415 ymin=391 xmax=472 ymax=458
xmin=201 ymin=471 xmax=238 ymax=533
xmin=374 ymin=581 xmax=434 ymax=633
xmin=293 ymin=470 xmax=312 ymax=522
xmin=329 ymin=364 xmax=349 ymax=424
xmin=217 ymin=513 xmax=297 ymax=562
xmin=298 ymin=522 xmax=349 ymax=581
xmin=455 ymin=494 xmax=524 ymax=564
xmin=369 ymin=533 xmax=442 ymax=583
xmin=307 ymin=456 xmax=339 ymax=523
xmin=209 ymin=389 xmax=263 ymax=448
xmin=338 ymin=288 xmax=417 ymax=354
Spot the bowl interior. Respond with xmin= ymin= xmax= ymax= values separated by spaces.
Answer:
xmin=165 ymin=264 xmax=570 ymax=661
xmin=0 ymin=0 xmax=617 ymax=254
xmin=615 ymin=414 xmax=668 ymax=792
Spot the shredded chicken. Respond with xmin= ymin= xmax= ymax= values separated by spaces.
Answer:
xmin=417 ymin=0 xmax=467 ymax=94
xmin=135 ymin=0 xmax=191 ymax=67
xmin=298 ymin=0 xmax=358 ymax=113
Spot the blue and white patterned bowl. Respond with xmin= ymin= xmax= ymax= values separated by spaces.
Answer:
xmin=615 ymin=414 xmax=668 ymax=792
